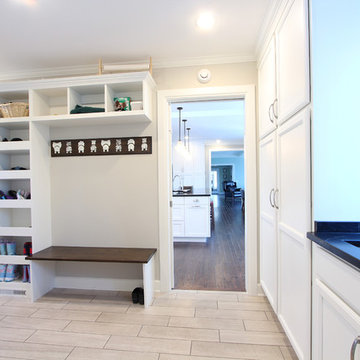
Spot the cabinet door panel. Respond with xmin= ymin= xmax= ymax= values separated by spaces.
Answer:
xmin=258 ymin=37 xmax=277 ymax=139
xmin=259 ymin=133 xmax=277 ymax=312
xmin=173 ymin=221 xmax=185 ymax=237
xmin=277 ymin=108 xmax=311 ymax=360
xmin=172 ymin=205 xmax=184 ymax=221
xmin=313 ymin=279 xmax=360 ymax=360
xmin=276 ymin=0 xmax=310 ymax=124
xmin=184 ymin=205 xmax=209 ymax=237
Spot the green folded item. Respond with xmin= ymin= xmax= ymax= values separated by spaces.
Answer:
xmin=70 ymin=104 xmax=105 ymax=114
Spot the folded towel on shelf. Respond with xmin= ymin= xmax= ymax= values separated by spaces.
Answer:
xmin=70 ymin=104 xmax=105 ymax=114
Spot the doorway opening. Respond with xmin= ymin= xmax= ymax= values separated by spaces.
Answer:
xmin=170 ymin=100 xmax=246 ymax=291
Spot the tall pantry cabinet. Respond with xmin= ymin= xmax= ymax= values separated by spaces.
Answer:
xmin=258 ymin=0 xmax=311 ymax=359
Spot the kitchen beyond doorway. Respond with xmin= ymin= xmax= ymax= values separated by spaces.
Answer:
xmin=171 ymin=99 xmax=245 ymax=291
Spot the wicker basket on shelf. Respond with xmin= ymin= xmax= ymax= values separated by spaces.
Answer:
xmin=0 ymin=102 xmax=29 ymax=118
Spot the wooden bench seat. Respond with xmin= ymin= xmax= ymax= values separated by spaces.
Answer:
xmin=26 ymin=246 xmax=157 ymax=307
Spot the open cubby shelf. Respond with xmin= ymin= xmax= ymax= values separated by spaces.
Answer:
xmin=0 ymin=71 xmax=156 ymax=299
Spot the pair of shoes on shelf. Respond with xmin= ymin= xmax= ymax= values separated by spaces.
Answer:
xmin=22 ymin=265 xmax=30 ymax=282
xmin=0 ymin=241 xmax=16 ymax=255
xmin=0 ymin=264 xmax=18 ymax=282
xmin=0 ymin=190 xmax=31 ymax=199
xmin=11 ymin=166 xmax=27 ymax=170
xmin=0 ymin=137 xmax=23 ymax=142
xmin=16 ymin=190 xmax=30 ymax=199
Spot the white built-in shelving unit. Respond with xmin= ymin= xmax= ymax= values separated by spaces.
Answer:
xmin=0 ymin=71 xmax=156 ymax=299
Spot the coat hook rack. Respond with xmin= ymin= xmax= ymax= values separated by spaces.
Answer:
xmin=98 ymin=57 xmax=152 ymax=76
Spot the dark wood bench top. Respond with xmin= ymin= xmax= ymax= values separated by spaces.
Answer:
xmin=26 ymin=246 xmax=157 ymax=264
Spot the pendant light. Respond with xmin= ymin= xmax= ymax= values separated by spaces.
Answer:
xmin=186 ymin=127 xmax=191 ymax=152
xmin=182 ymin=118 xmax=187 ymax=148
xmin=175 ymin=107 xmax=183 ymax=150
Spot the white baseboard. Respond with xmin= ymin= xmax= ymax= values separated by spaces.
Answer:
xmin=54 ymin=276 xmax=143 ymax=292
xmin=257 ymin=283 xmax=265 ymax=296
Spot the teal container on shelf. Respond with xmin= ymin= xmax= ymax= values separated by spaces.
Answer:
xmin=6 ymin=242 xmax=16 ymax=255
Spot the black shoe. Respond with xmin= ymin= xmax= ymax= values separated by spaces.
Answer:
xmin=131 ymin=287 xmax=144 ymax=304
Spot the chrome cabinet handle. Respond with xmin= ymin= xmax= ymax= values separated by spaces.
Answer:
xmin=273 ymin=98 xmax=278 ymax=119
xmin=269 ymin=189 xmax=275 ymax=208
xmin=274 ymin=189 xmax=279 ymax=209
xmin=268 ymin=104 xmax=274 ymax=123
xmin=351 ymin=336 xmax=360 ymax=360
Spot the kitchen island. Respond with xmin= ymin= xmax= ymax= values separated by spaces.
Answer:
xmin=172 ymin=189 xmax=211 ymax=242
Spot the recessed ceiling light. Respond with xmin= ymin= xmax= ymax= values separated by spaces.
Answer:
xmin=196 ymin=12 xmax=215 ymax=30
xmin=216 ymin=139 xmax=221 ymax=144
xmin=13 ymin=0 xmax=37 ymax=6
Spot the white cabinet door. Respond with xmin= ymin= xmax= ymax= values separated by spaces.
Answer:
xmin=276 ymin=0 xmax=310 ymax=124
xmin=172 ymin=221 xmax=185 ymax=237
xmin=184 ymin=202 xmax=210 ymax=237
xmin=276 ymin=108 xmax=311 ymax=360
xmin=259 ymin=132 xmax=278 ymax=312
xmin=258 ymin=36 xmax=277 ymax=139
xmin=313 ymin=278 xmax=360 ymax=360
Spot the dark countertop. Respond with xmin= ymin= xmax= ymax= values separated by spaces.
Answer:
xmin=307 ymin=222 xmax=360 ymax=270
xmin=172 ymin=189 xmax=211 ymax=197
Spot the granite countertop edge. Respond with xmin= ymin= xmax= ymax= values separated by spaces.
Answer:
xmin=307 ymin=231 xmax=360 ymax=271
xmin=172 ymin=192 xmax=211 ymax=197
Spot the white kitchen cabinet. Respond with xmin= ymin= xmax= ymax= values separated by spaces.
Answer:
xmin=258 ymin=36 xmax=277 ymax=139
xmin=276 ymin=0 xmax=310 ymax=124
xmin=259 ymin=108 xmax=311 ymax=360
xmin=173 ymin=196 xmax=210 ymax=242
xmin=259 ymin=132 xmax=278 ymax=312
xmin=312 ymin=244 xmax=360 ymax=360
xmin=258 ymin=0 xmax=310 ymax=139
xmin=184 ymin=197 xmax=210 ymax=238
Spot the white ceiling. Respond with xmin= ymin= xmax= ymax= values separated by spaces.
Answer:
xmin=171 ymin=100 xmax=244 ymax=146
xmin=0 ymin=0 xmax=274 ymax=77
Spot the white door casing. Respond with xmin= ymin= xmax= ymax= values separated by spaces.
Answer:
xmin=157 ymin=85 xmax=257 ymax=294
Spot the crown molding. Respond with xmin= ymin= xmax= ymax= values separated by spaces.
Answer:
xmin=152 ymin=54 xmax=256 ymax=69
xmin=0 ymin=54 xmax=256 ymax=82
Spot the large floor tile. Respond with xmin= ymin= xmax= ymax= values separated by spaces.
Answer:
xmin=265 ymin=312 xmax=278 ymax=321
xmin=0 ymin=315 xmax=70 ymax=331
xmin=4 ymin=298 xmax=67 ymax=310
xmin=0 ymin=305 xmax=37 ymax=317
xmin=169 ymin=316 xmax=245 ymax=331
xmin=192 ymin=341 xmax=284 ymax=359
xmin=139 ymin=325 xmax=219 ymax=342
xmin=63 ymin=301 xmax=129 ymax=313
xmin=237 ymin=294 xmax=268 ymax=303
xmin=0 ymin=339 xmax=73 ymax=359
xmin=174 ymin=291 xmax=238 ymax=302
xmin=153 ymin=298 xmax=218 ymax=309
xmin=105 ymin=335 xmax=191 ymax=355
xmin=97 ymin=312 xmax=169 ymax=326
xmin=159 ymin=355 xmax=234 ymax=360
xmin=68 ymin=347 xmax=159 ymax=360
xmin=220 ymin=330 xmax=291 ymax=346
xmin=64 ymin=320 xmax=141 ymax=336
xmin=26 ymin=329 xmax=109 ymax=348
xmin=30 ymin=308 xmax=101 ymax=321
xmin=0 ymin=326 xmax=35 ymax=342
xmin=128 ymin=305 xmax=195 ymax=317
xmin=218 ymin=302 xmax=272 ymax=311
xmin=196 ymin=308 xmax=267 ymax=321
xmin=244 ymin=320 xmax=284 ymax=333
xmin=280 ymin=346 xmax=299 ymax=360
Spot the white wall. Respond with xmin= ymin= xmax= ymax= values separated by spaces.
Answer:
xmin=50 ymin=123 xmax=159 ymax=289
xmin=153 ymin=62 xmax=257 ymax=90
xmin=311 ymin=0 xmax=360 ymax=221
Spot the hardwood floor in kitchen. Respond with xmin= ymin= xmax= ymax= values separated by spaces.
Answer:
xmin=174 ymin=194 xmax=245 ymax=291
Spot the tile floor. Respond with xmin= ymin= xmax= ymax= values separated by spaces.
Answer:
xmin=0 ymin=289 xmax=298 ymax=359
